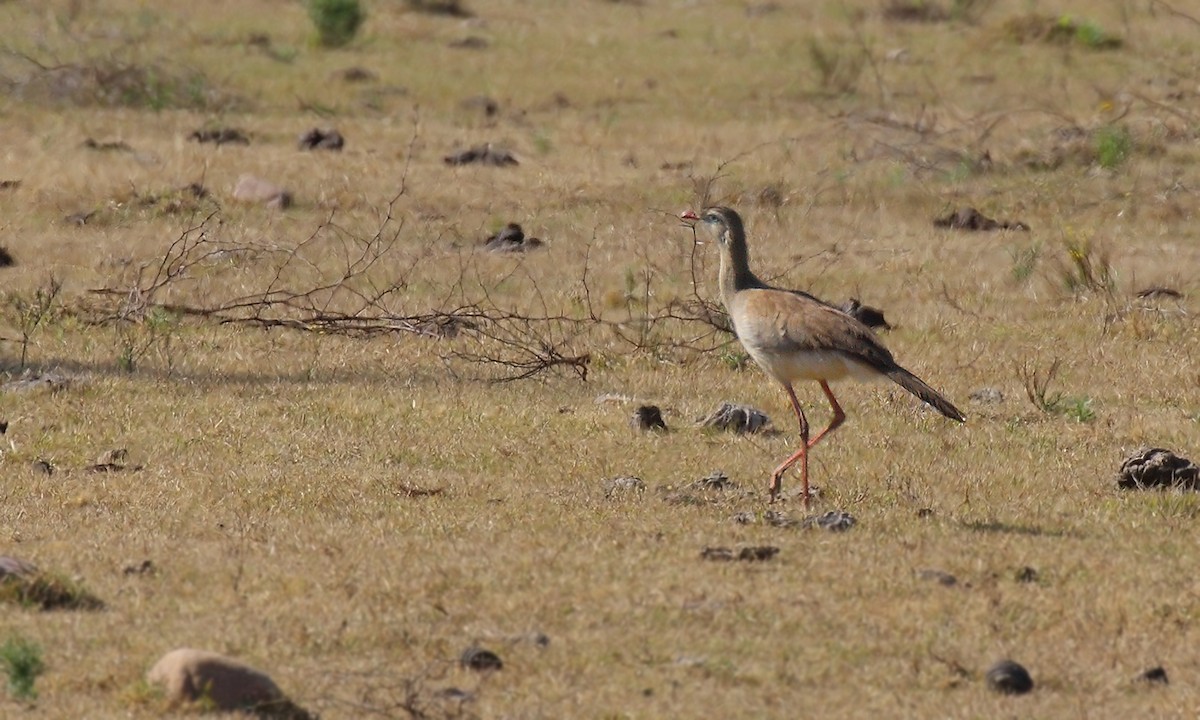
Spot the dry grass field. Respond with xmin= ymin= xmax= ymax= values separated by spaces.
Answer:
xmin=1 ymin=0 xmax=1199 ymax=717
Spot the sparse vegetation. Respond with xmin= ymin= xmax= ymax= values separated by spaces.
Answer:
xmin=1055 ymin=232 xmax=1116 ymax=296
xmin=2 ymin=275 xmax=62 ymax=369
xmin=0 ymin=1 xmax=1197 ymax=718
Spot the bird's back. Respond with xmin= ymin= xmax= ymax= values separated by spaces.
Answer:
xmin=727 ymin=285 xmax=897 ymax=385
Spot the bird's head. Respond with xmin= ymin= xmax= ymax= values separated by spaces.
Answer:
xmin=680 ymin=206 xmax=744 ymax=248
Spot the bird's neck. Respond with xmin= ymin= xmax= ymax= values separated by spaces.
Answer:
xmin=719 ymin=238 xmax=766 ymax=305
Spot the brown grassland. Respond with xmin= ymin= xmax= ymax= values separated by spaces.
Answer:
xmin=1 ymin=0 xmax=1200 ymax=717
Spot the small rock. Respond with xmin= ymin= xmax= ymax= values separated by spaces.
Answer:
xmin=336 ymin=66 xmax=377 ymax=83
xmin=82 ymin=137 xmax=133 ymax=153
xmin=694 ymin=470 xmax=734 ymax=491
xmin=630 ymin=405 xmax=667 ymax=432
xmin=604 ymin=476 xmax=646 ymax=497
xmin=730 ymin=511 xmax=756 ymax=525
xmin=700 ymin=545 xmax=779 ymax=562
xmin=802 ymin=510 xmax=856 ymax=532
xmin=189 ymin=128 xmax=250 ymax=145
xmin=917 ymin=569 xmax=957 ymax=586
xmin=0 ymin=556 xmax=37 ymax=580
xmin=934 ymin=206 xmax=1030 ymax=232
xmin=1014 ymin=566 xmax=1039 ymax=583
xmin=698 ymin=402 xmax=771 ymax=434
xmin=969 ymin=387 xmax=1004 ymax=404
xmin=1117 ymin=447 xmax=1200 ymax=490
xmin=123 ymin=559 xmax=156 ymax=576
xmin=96 ymin=448 xmax=128 ymax=466
xmin=89 ymin=448 xmax=143 ymax=473
xmin=64 ymin=211 xmax=95 ymax=226
xmin=483 ymin=223 xmax=543 ymax=252
xmin=985 ymin=659 xmax=1034 ymax=695
xmin=460 ymin=646 xmax=503 ymax=672
xmin=147 ymin=648 xmax=309 ymax=716
xmin=0 ymin=246 xmax=13 ymax=267
xmin=444 ymin=143 xmax=518 ymax=167
xmin=297 ymin=127 xmax=345 ymax=151
xmin=739 ymin=546 xmax=779 ymax=561
xmin=437 ymin=687 xmax=476 ymax=702
xmin=233 ymin=174 xmax=292 ymax=209
xmin=1135 ymin=666 xmax=1168 ymax=685
xmin=839 ymin=298 xmax=891 ymax=330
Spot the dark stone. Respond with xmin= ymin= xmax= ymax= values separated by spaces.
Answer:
xmin=1014 ymin=566 xmax=1039 ymax=583
xmin=1117 ymin=447 xmax=1200 ymax=490
xmin=189 ymin=128 xmax=250 ymax=145
xmin=445 ymin=143 xmax=518 ymax=167
xmin=81 ymin=137 xmax=133 ymax=153
xmin=630 ymin=405 xmax=667 ymax=432
xmin=700 ymin=545 xmax=779 ymax=562
xmin=986 ymin=659 xmax=1034 ymax=695
xmin=460 ymin=646 xmax=502 ymax=672
xmin=297 ymin=128 xmax=345 ymax=151
xmin=484 ymin=223 xmax=544 ymax=252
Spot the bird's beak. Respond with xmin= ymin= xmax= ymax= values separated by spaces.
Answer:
xmin=680 ymin=209 xmax=699 ymax=226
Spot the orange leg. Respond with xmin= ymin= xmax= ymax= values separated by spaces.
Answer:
xmin=769 ymin=381 xmax=847 ymax=507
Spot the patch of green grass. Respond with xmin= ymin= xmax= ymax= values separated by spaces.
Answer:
xmin=0 ymin=636 xmax=44 ymax=701
xmin=308 ymin=0 xmax=366 ymax=48
xmin=1095 ymin=125 xmax=1133 ymax=169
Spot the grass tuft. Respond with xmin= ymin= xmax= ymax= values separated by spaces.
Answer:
xmin=0 ymin=636 xmax=44 ymax=701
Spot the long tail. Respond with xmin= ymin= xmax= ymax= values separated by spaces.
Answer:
xmin=885 ymin=366 xmax=966 ymax=422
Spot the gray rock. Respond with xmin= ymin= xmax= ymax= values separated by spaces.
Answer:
xmin=233 ymin=174 xmax=292 ymax=209
xmin=147 ymin=648 xmax=311 ymax=717
xmin=698 ymin=402 xmax=770 ymax=434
